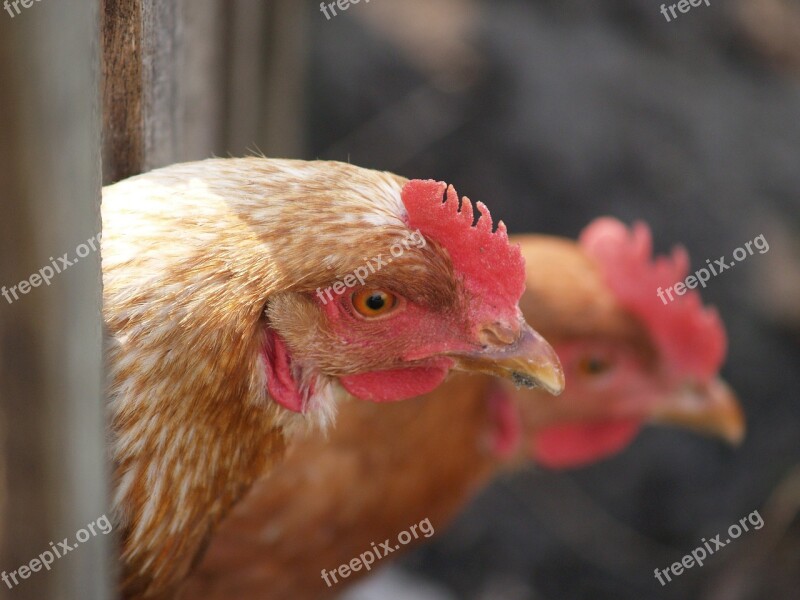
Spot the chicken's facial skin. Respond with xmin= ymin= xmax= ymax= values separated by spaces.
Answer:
xmin=268 ymin=283 xmax=561 ymax=405
xmin=524 ymin=339 xmax=665 ymax=468
xmin=102 ymin=158 xmax=561 ymax=598
xmin=314 ymin=289 xmax=467 ymax=401
xmin=501 ymin=334 xmax=744 ymax=469
xmin=264 ymin=266 xmax=472 ymax=406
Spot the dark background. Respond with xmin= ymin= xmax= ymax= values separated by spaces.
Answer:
xmin=301 ymin=1 xmax=800 ymax=599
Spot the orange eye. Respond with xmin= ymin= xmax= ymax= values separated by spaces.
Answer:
xmin=578 ymin=356 xmax=610 ymax=376
xmin=351 ymin=289 xmax=398 ymax=318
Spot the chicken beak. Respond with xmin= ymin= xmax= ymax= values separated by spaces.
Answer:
xmin=452 ymin=322 xmax=565 ymax=395
xmin=650 ymin=377 xmax=745 ymax=445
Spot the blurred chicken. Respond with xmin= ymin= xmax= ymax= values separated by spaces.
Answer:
xmin=184 ymin=218 xmax=744 ymax=600
xmin=101 ymin=158 xmax=564 ymax=598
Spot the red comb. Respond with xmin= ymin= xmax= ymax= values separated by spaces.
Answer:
xmin=402 ymin=180 xmax=525 ymax=323
xmin=579 ymin=217 xmax=727 ymax=380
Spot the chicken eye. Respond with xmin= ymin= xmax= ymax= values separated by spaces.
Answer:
xmin=352 ymin=289 xmax=398 ymax=318
xmin=578 ymin=356 xmax=611 ymax=376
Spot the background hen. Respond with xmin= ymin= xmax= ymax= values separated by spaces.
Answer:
xmin=101 ymin=157 xmax=563 ymax=598
xmin=183 ymin=218 xmax=743 ymax=600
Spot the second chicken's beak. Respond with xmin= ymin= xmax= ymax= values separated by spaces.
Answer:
xmin=452 ymin=322 xmax=565 ymax=395
xmin=650 ymin=378 xmax=745 ymax=444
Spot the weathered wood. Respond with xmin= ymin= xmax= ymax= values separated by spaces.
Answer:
xmin=101 ymin=0 xmax=180 ymax=184
xmin=140 ymin=0 xmax=180 ymax=172
xmin=101 ymin=0 xmax=144 ymax=184
xmin=0 ymin=2 xmax=110 ymax=600
xmin=102 ymin=0 xmax=308 ymax=181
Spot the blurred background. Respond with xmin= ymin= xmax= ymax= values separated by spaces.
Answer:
xmin=2 ymin=0 xmax=799 ymax=598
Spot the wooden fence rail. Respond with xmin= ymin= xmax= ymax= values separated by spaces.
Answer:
xmin=0 ymin=2 xmax=110 ymax=600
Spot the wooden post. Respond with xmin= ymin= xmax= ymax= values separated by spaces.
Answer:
xmin=101 ymin=0 xmax=182 ymax=184
xmin=0 ymin=1 xmax=111 ymax=599
xmin=101 ymin=0 xmax=309 ymax=183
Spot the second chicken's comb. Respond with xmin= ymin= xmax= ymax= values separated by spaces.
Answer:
xmin=579 ymin=217 xmax=727 ymax=380
xmin=402 ymin=180 xmax=525 ymax=320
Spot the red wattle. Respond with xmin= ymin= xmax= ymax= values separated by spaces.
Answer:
xmin=339 ymin=359 xmax=453 ymax=402
xmin=531 ymin=419 xmax=641 ymax=469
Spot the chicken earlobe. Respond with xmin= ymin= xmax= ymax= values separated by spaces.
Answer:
xmin=262 ymin=325 xmax=315 ymax=412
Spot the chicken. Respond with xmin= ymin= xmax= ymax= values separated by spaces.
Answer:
xmin=183 ymin=218 xmax=744 ymax=600
xmin=101 ymin=158 xmax=565 ymax=599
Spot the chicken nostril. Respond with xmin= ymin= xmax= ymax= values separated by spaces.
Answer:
xmin=478 ymin=323 xmax=518 ymax=347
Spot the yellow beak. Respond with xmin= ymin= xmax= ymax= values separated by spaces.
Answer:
xmin=452 ymin=322 xmax=565 ymax=396
xmin=650 ymin=377 xmax=745 ymax=444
